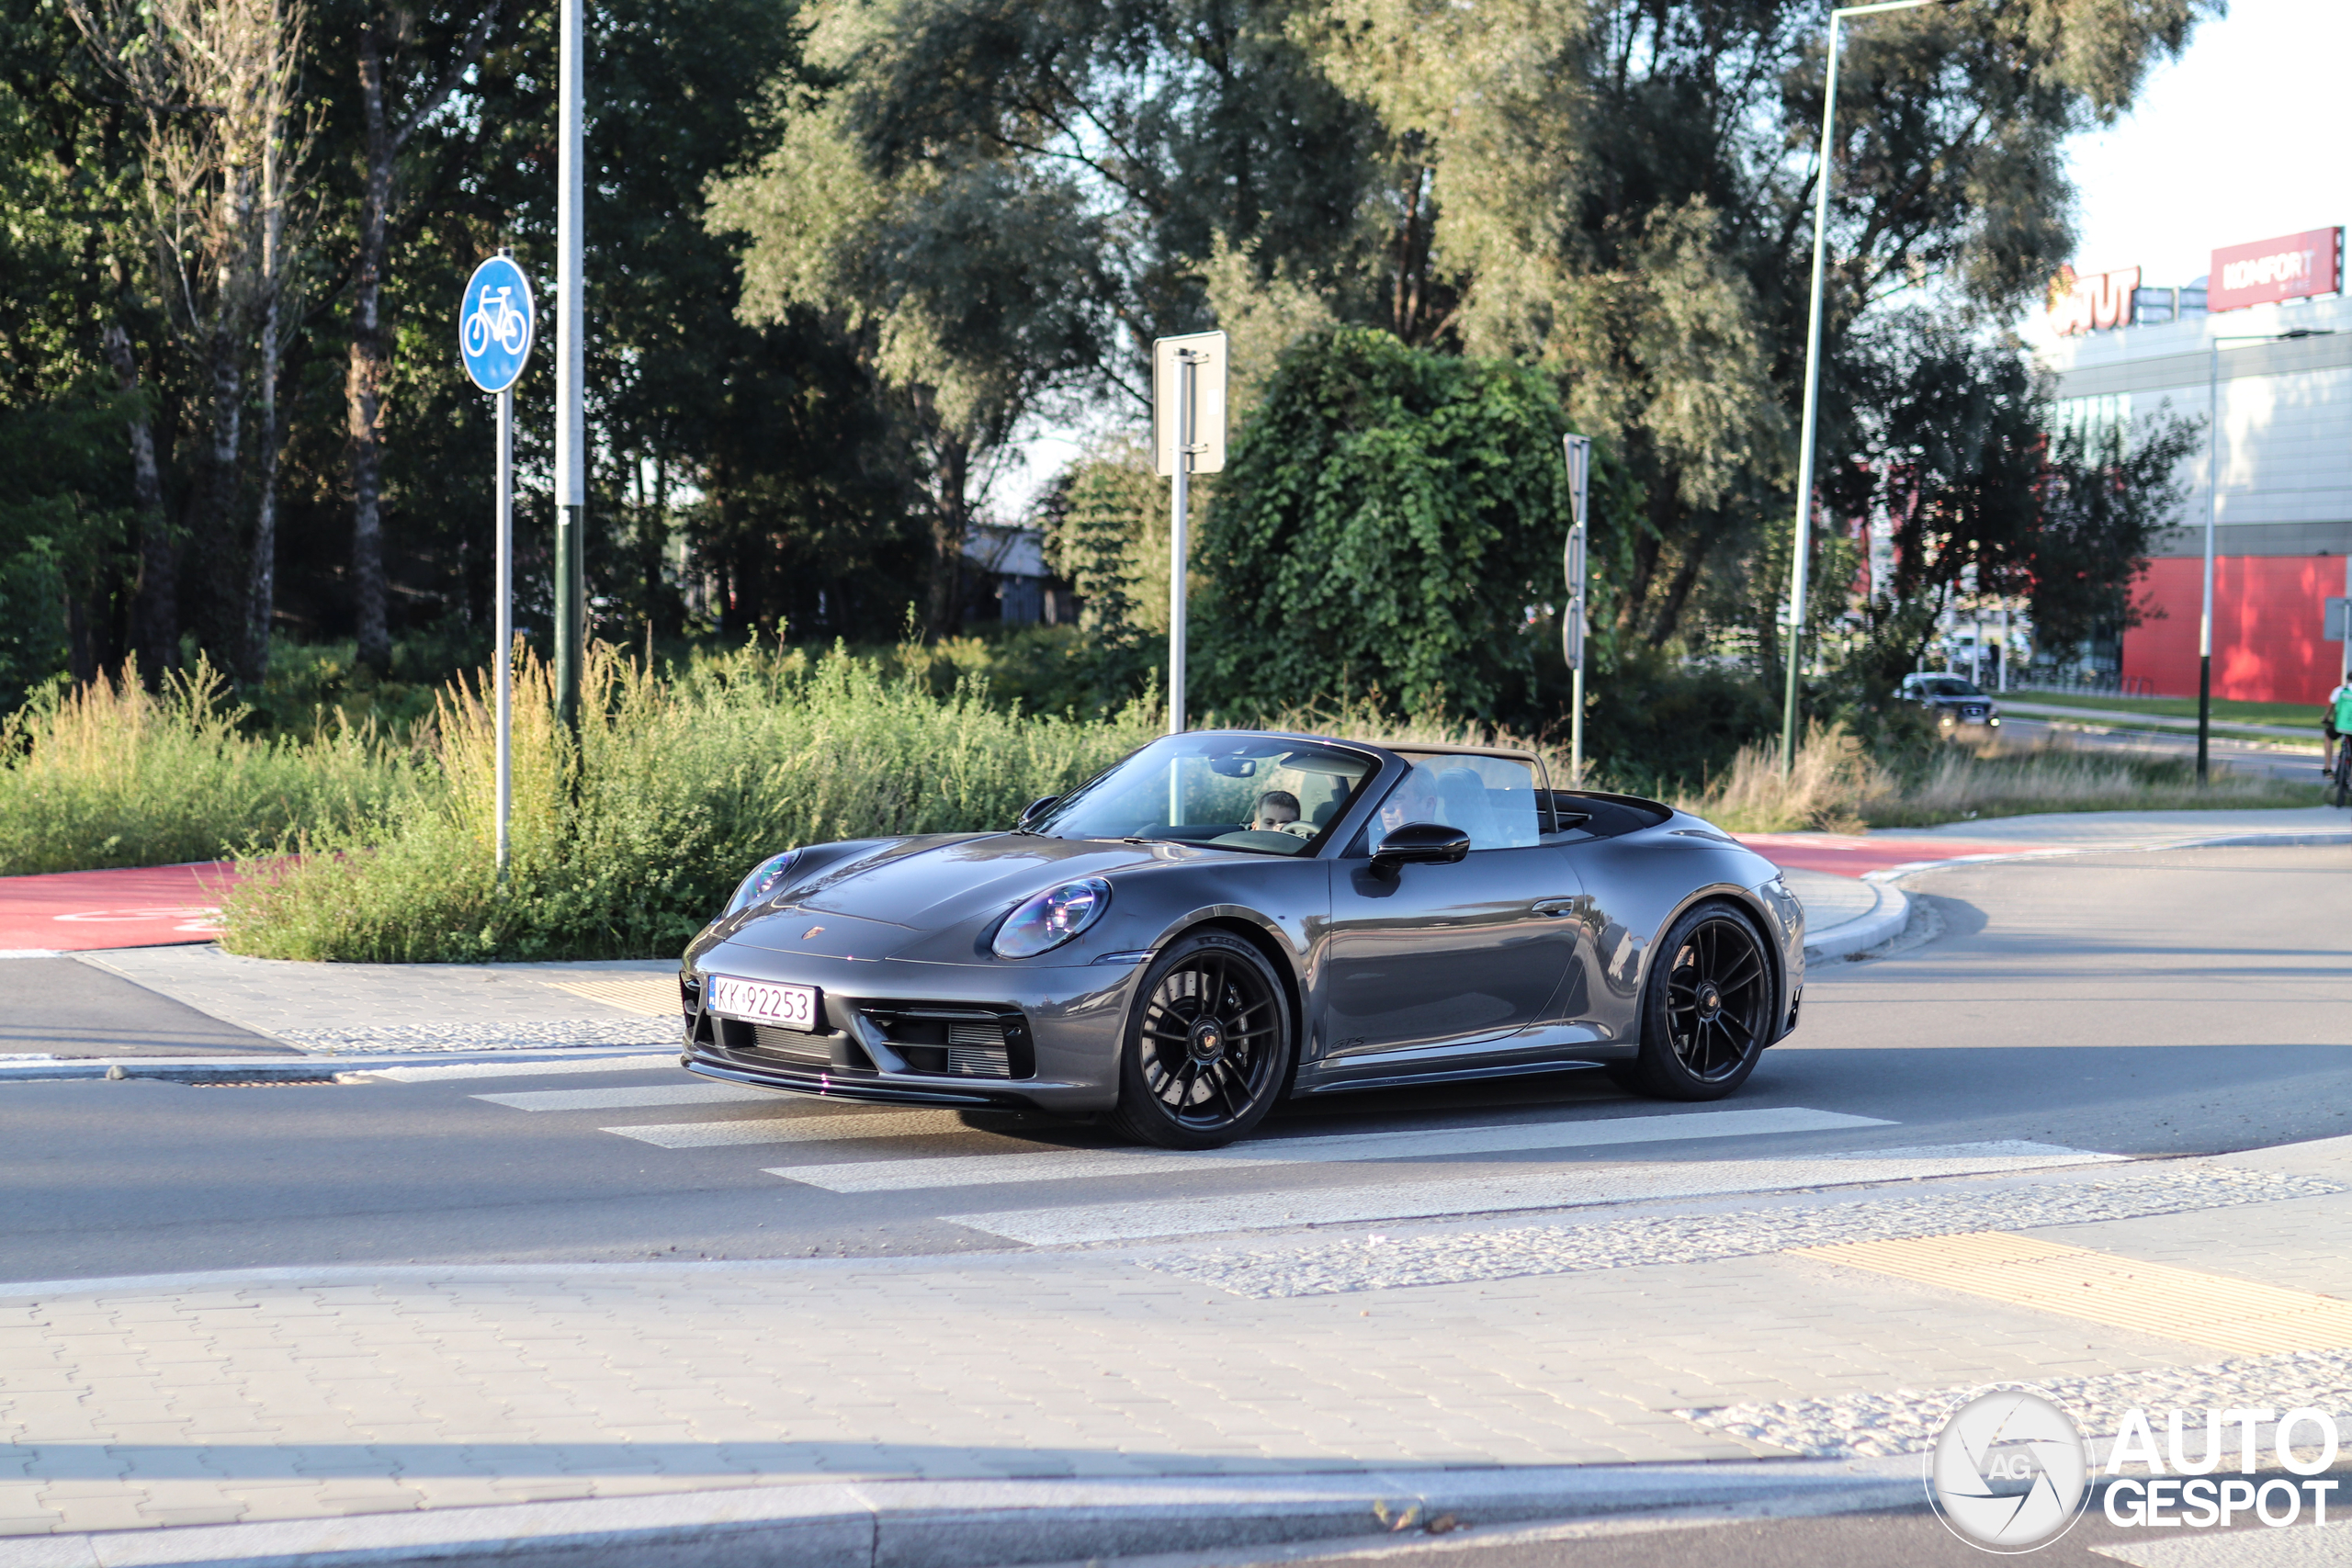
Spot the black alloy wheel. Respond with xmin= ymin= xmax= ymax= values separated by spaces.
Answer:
xmin=1112 ymin=931 xmax=1290 ymax=1149
xmin=1616 ymin=900 xmax=1773 ymax=1101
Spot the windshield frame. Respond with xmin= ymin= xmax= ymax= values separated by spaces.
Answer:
xmin=1029 ymin=731 xmax=1390 ymax=858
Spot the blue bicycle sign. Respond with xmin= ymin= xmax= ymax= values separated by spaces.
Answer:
xmin=458 ymin=255 xmax=535 ymax=393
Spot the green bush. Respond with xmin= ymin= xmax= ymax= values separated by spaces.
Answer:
xmin=0 ymin=657 xmax=412 ymax=875
xmin=1200 ymin=328 xmax=1595 ymax=722
xmin=220 ymin=641 xmax=1161 ymax=962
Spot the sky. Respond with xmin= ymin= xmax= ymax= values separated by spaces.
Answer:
xmin=2058 ymin=0 xmax=2348 ymax=288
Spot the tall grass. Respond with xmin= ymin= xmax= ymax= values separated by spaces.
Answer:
xmin=0 ymin=658 xmax=410 ymax=875
xmin=13 ymin=642 xmax=2329 ymax=963
xmin=220 ymin=642 xmax=1161 ymax=962
xmin=1678 ymin=723 xmax=2325 ymax=834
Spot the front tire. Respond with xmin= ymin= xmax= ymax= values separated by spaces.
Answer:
xmin=1614 ymin=900 xmax=1773 ymax=1101
xmin=1111 ymin=931 xmax=1290 ymax=1149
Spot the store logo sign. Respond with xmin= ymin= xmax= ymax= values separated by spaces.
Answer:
xmin=2046 ymin=265 xmax=2141 ymax=335
xmin=2209 ymin=228 xmax=2342 ymax=312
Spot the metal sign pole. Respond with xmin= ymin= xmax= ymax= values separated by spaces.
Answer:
xmin=553 ymin=0 xmax=585 ymax=736
xmin=1562 ymin=434 xmax=1591 ymax=787
xmin=459 ymin=250 xmax=534 ymax=883
xmin=494 ymin=387 xmax=514 ymax=879
xmin=1169 ymin=351 xmax=1193 ymax=736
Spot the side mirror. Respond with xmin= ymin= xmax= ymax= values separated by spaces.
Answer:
xmin=1017 ymin=795 xmax=1060 ymax=829
xmin=1370 ymin=821 xmax=1470 ymax=874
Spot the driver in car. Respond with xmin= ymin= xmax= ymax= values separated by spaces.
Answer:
xmin=1252 ymin=790 xmax=1308 ymax=836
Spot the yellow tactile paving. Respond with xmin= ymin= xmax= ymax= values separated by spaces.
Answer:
xmin=537 ymin=976 xmax=678 ymax=1018
xmin=1796 ymin=1231 xmax=2352 ymax=1356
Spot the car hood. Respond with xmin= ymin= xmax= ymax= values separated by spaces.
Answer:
xmin=724 ymin=833 xmax=1170 ymax=956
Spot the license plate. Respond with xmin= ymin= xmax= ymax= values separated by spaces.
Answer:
xmin=705 ymin=976 xmax=820 ymax=1032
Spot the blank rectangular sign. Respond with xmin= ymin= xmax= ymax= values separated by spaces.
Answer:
xmin=1153 ymin=331 xmax=1227 ymax=476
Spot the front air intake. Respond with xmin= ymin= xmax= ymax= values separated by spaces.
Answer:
xmin=858 ymin=1004 xmax=1035 ymax=1079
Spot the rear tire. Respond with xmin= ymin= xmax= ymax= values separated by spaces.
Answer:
xmin=1110 ymin=931 xmax=1291 ymax=1149
xmin=1614 ymin=900 xmax=1773 ymax=1102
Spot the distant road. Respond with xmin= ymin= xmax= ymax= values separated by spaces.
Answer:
xmin=2002 ymin=714 xmax=2324 ymax=782
xmin=1996 ymin=696 xmax=2321 ymax=741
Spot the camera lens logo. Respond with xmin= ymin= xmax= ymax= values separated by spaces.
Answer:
xmin=1928 ymin=1387 xmax=2089 ymax=1552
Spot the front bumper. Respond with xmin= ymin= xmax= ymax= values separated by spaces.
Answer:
xmin=678 ymin=942 xmax=1141 ymax=1112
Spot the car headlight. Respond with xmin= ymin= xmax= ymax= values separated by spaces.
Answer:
xmin=993 ymin=877 xmax=1111 ymax=959
xmin=726 ymin=850 xmax=798 ymax=914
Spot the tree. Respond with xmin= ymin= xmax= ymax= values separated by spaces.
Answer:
xmin=1198 ymin=326 xmax=1593 ymax=720
xmin=1822 ymin=315 xmax=2199 ymax=684
xmin=333 ymin=0 xmax=500 ymax=672
xmin=711 ymin=34 xmax=1124 ymax=637
xmin=775 ymin=0 xmax=2212 ymax=661
xmin=67 ymin=0 xmax=315 ymax=678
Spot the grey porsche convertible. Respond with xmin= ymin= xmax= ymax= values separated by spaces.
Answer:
xmin=678 ymin=729 xmax=1805 ymax=1148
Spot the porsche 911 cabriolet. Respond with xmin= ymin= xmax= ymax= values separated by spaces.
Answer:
xmin=677 ymin=729 xmax=1804 ymax=1148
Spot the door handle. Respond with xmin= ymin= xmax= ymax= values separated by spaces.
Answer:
xmin=1533 ymin=898 xmax=1581 ymax=917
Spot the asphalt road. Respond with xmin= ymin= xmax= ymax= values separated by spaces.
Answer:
xmin=2 ymin=844 xmax=2348 ymax=1288
xmin=1192 ymin=1495 xmax=2352 ymax=1568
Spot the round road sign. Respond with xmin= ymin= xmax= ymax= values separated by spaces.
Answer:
xmin=458 ymin=255 xmax=535 ymax=393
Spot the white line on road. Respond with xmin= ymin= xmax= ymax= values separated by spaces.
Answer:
xmin=960 ymin=1142 xmax=2126 ymax=1245
xmin=761 ymin=1106 xmax=1893 ymax=1194
xmin=474 ymin=1082 xmax=775 ymax=1111
xmin=359 ymin=1055 xmax=686 ymax=1083
xmin=604 ymin=1109 xmax=999 ymax=1147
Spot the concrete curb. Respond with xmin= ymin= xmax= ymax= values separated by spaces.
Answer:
xmin=0 ymin=1047 xmax=669 ymax=1085
xmin=0 ymin=1460 xmax=1925 ymax=1568
xmin=1800 ymin=880 xmax=1909 ymax=963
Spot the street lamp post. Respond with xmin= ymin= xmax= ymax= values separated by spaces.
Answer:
xmin=2199 ymin=327 xmax=2329 ymax=781
xmin=1781 ymin=0 xmax=1959 ymax=775
xmin=552 ymin=0 xmax=586 ymax=734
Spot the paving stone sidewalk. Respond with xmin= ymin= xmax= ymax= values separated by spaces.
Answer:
xmin=6 ymin=1136 xmax=2351 ymax=1540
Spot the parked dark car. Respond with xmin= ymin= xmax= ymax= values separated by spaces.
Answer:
xmin=676 ymin=729 xmax=1805 ymax=1148
xmin=1900 ymin=672 xmax=2002 ymax=734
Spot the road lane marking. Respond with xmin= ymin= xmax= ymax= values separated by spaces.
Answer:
xmin=957 ymin=1143 xmax=2123 ymax=1245
xmin=474 ymin=1083 xmax=775 ymax=1111
xmin=605 ymin=1109 xmax=1000 ymax=1147
xmin=762 ymin=1106 xmax=1894 ymax=1194
xmin=1797 ymin=1231 xmax=2352 ymax=1355
xmin=364 ymin=1055 xmax=684 ymax=1083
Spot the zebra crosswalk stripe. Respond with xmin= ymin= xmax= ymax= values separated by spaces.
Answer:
xmin=474 ymin=1083 xmax=773 ymax=1112
xmin=604 ymin=1109 xmax=996 ymax=1148
xmin=761 ymin=1106 xmax=1892 ymax=1194
xmin=956 ymin=1143 xmax=2127 ymax=1245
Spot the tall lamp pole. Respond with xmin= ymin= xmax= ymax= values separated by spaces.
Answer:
xmin=552 ymin=0 xmax=586 ymax=733
xmin=1781 ymin=0 xmax=1958 ymax=775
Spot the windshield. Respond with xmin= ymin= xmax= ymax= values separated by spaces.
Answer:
xmin=1035 ymin=733 xmax=1380 ymax=855
xmin=1916 ymin=677 xmax=1984 ymax=698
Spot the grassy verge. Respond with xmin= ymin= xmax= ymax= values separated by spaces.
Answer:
xmin=220 ymin=643 xmax=1160 ymax=963
xmin=0 ymin=659 xmax=413 ymax=876
xmin=12 ymin=647 xmax=2331 ymax=961
xmin=1679 ymin=724 xmax=2327 ymax=835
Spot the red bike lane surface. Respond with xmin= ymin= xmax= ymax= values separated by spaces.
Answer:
xmin=0 ymin=863 xmax=238 ymax=953
xmin=0 ymin=838 xmax=2038 ymax=958
xmin=1734 ymin=833 xmax=2054 ymax=878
